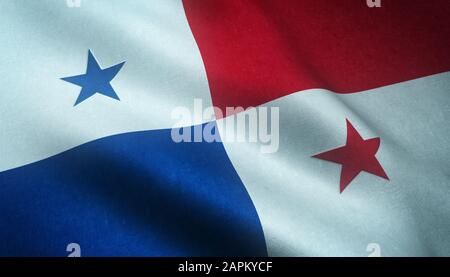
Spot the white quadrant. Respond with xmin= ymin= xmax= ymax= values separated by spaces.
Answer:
xmin=0 ymin=0 xmax=212 ymax=172
xmin=219 ymin=72 xmax=450 ymax=256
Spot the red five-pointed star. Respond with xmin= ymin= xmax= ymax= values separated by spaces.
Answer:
xmin=312 ymin=119 xmax=389 ymax=193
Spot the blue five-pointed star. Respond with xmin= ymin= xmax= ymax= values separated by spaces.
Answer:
xmin=61 ymin=50 xmax=125 ymax=106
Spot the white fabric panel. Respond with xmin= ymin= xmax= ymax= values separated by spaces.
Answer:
xmin=219 ymin=72 xmax=450 ymax=256
xmin=0 ymin=0 xmax=212 ymax=172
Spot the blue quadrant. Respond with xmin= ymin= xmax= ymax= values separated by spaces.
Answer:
xmin=0 ymin=124 xmax=267 ymax=256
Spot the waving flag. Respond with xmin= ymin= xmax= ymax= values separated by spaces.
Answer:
xmin=0 ymin=0 xmax=449 ymax=257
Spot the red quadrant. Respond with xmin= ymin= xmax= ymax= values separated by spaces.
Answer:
xmin=183 ymin=0 xmax=450 ymax=116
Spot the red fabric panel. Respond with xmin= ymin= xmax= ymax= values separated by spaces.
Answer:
xmin=183 ymin=0 xmax=450 ymax=115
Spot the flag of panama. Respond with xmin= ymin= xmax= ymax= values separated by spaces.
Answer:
xmin=0 ymin=0 xmax=450 ymax=256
